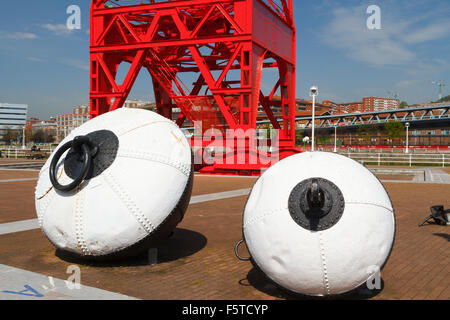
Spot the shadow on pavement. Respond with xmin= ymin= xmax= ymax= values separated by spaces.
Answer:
xmin=433 ymin=233 xmax=450 ymax=242
xmin=55 ymin=228 xmax=207 ymax=267
xmin=241 ymin=267 xmax=384 ymax=300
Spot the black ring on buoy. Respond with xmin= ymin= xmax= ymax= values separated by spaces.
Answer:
xmin=49 ymin=136 xmax=94 ymax=192
xmin=234 ymin=239 xmax=251 ymax=261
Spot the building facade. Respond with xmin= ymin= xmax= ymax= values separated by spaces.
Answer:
xmin=55 ymin=101 xmax=158 ymax=141
xmin=26 ymin=118 xmax=41 ymax=130
xmin=325 ymin=97 xmax=401 ymax=114
xmin=56 ymin=105 xmax=90 ymax=141
xmin=336 ymin=102 xmax=364 ymax=114
xmin=0 ymin=103 xmax=28 ymax=138
xmin=123 ymin=99 xmax=157 ymax=111
xmin=363 ymin=97 xmax=400 ymax=112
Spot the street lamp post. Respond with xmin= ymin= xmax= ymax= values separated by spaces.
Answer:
xmin=405 ymin=122 xmax=410 ymax=154
xmin=310 ymin=86 xmax=318 ymax=152
xmin=22 ymin=126 xmax=26 ymax=150
xmin=334 ymin=125 xmax=338 ymax=153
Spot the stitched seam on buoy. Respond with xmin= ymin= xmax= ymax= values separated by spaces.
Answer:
xmin=75 ymin=188 xmax=90 ymax=256
xmin=318 ymin=231 xmax=331 ymax=295
xmin=103 ymin=171 xmax=155 ymax=234
xmin=36 ymin=164 xmax=62 ymax=199
xmin=243 ymin=207 xmax=286 ymax=229
xmin=37 ymin=167 xmax=66 ymax=228
xmin=116 ymin=120 xmax=179 ymax=138
xmin=37 ymin=188 xmax=56 ymax=228
xmin=117 ymin=149 xmax=191 ymax=177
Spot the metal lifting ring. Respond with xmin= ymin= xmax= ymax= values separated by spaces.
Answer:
xmin=49 ymin=136 xmax=94 ymax=192
xmin=234 ymin=239 xmax=251 ymax=261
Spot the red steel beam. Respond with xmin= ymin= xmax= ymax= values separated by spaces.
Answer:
xmin=90 ymin=0 xmax=298 ymax=175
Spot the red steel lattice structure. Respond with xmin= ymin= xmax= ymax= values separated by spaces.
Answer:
xmin=90 ymin=0 xmax=299 ymax=175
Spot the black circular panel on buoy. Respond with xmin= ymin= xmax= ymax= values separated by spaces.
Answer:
xmin=64 ymin=130 xmax=119 ymax=181
xmin=288 ymin=178 xmax=345 ymax=231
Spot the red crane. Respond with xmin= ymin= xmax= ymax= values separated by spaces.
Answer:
xmin=90 ymin=0 xmax=299 ymax=175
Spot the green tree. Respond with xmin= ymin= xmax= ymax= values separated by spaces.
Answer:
xmin=295 ymin=131 xmax=303 ymax=145
xmin=2 ymin=128 xmax=19 ymax=144
xmin=384 ymin=121 xmax=405 ymax=145
xmin=33 ymin=130 xmax=46 ymax=143
xmin=261 ymin=123 xmax=273 ymax=139
xmin=31 ymin=129 xmax=55 ymax=143
xmin=437 ymin=95 xmax=450 ymax=103
xmin=357 ymin=124 xmax=379 ymax=144
xmin=25 ymin=127 xmax=33 ymax=143
xmin=399 ymin=101 xmax=408 ymax=109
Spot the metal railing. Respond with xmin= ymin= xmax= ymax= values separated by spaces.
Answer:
xmin=342 ymin=152 xmax=449 ymax=167
xmin=0 ymin=147 xmax=53 ymax=159
xmin=1 ymin=146 xmax=448 ymax=168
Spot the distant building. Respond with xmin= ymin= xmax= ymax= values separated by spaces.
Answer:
xmin=124 ymin=99 xmax=157 ymax=111
xmin=363 ymin=97 xmax=400 ymax=112
xmin=123 ymin=99 xmax=186 ymax=123
xmin=56 ymin=105 xmax=90 ymax=141
xmin=55 ymin=101 xmax=159 ymax=141
xmin=411 ymin=128 xmax=450 ymax=136
xmin=0 ymin=103 xmax=28 ymax=138
xmin=322 ymin=100 xmax=338 ymax=113
xmin=26 ymin=117 xmax=41 ymax=130
xmin=334 ymin=102 xmax=363 ymax=114
xmin=295 ymin=99 xmax=332 ymax=116
xmin=328 ymin=97 xmax=400 ymax=114
xmin=409 ymin=102 xmax=450 ymax=108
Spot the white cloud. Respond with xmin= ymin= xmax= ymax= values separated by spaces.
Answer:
xmin=321 ymin=6 xmax=415 ymax=66
xmin=41 ymin=23 xmax=74 ymax=36
xmin=321 ymin=5 xmax=450 ymax=67
xmin=403 ymin=21 xmax=450 ymax=44
xmin=406 ymin=59 xmax=450 ymax=76
xmin=0 ymin=31 xmax=38 ymax=40
xmin=62 ymin=59 xmax=89 ymax=71
xmin=27 ymin=57 xmax=46 ymax=62
xmin=395 ymin=80 xmax=417 ymax=87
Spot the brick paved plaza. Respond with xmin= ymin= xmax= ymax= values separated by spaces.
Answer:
xmin=0 ymin=163 xmax=448 ymax=300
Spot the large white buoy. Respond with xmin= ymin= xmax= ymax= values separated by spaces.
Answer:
xmin=240 ymin=152 xmax=395 ymax=296
xmin=35 ymin=108 xmax=193 ymax=261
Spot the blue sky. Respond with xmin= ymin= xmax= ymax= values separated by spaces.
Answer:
xmin=0 ymin=0 xmax=449 ymax=119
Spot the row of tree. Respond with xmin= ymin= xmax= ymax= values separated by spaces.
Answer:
xmin=437 ymin=95 xmax=450 ymax=103
xmin=396 ymin=93 xmax=449 ymax=109
xmin=297 ymin=121 xmax=407 ymax=145
xmin=261 ymin=121 xmax=408 ymax=145
xmin=1 ymin=128 xmax=54 ymax=144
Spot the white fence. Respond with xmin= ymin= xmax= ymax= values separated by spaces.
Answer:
xmin=0 ymin=147 xmax=53 ymax=159
xmin=343 ymin=152 xmax=449 ymax=167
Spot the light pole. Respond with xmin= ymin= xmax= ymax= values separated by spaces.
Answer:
xmin=334 ymin=125 xmax=338 ymax=153
xmin=22 ymin=126 xmax=26 ymax=150
xmin=405 ymin=122 xmax=410 ymax=154
xmin=310 ymin=86 xmax=318 ymax=152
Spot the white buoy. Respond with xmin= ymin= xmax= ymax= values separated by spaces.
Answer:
xmin=240 ymin=152 xmax=395 ymax=296
xmin=35 ymin=108 xmax=193 ymax=261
